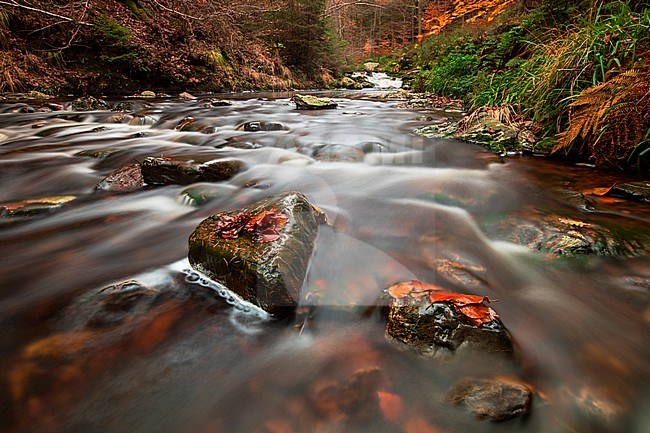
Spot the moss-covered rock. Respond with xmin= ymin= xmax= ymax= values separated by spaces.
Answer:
xmin=486 ymin=213 xmax=650 ymax=257
xmin=293 ymin=94 xmax=337 ymax=110
xmin=69 ymin=96 xmax=109 ymax=111
xmin=188 ymin=192 xmax=326 ymax=317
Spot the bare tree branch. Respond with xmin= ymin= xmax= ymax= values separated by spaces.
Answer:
xmin=0 ymin=0 xmax=93 ymax=25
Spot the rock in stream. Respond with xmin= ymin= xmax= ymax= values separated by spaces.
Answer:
xmin=188 ymin=191 xmax=326 ymax=317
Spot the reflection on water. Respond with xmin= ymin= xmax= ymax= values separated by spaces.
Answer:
xmin=0 ymin=93 xmax=648 ymax=433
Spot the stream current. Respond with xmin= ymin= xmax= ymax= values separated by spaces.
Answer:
xmin=0 ymin=92 xmax=648 ymax=433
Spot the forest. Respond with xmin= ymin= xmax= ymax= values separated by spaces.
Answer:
xmin=1 ymin=0 xmax=649 ymax=170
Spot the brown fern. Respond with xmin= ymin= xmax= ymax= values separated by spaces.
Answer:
xmin=554 ymin=64 xmax=650 ymax=168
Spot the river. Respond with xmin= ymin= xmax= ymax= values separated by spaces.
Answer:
xmin=0 ymin=92 xmax=648 ymax=433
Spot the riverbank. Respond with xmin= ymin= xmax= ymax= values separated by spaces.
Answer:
xmin=369 ymin=1 xmax=650 ymax=176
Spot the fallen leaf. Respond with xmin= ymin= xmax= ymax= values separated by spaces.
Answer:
xmin=387 ymin=280 xmax=443 ymax=299
xmin=583 ymin=187 xmax=612 ymax=196
xmin=429 ymin=292 xmax=499 ymax=326
xmin=377 ymin=391 xmax=403 ymax=422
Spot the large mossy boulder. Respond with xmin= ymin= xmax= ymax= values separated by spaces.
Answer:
xmin=293 ymin=94 xmax=338 ymax=110
xmin=458 ymin=113 xmax=518 ymax=153
xmin=384 ymin=281 xmax=513 ymax=357
xmin=188 ymin=192 xmax=326 ymax=317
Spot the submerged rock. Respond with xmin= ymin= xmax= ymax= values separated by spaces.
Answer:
xmin=607 ymin=181 xmax=650 ymax=203
xmin=69 ymin=96 xmax=109 ymax=111
xmin=188 ymin=191 xmax=326 ymax=317
xmin=384 ymin=281 xmax=513 ymax=357
xmin=489 ymin=214 xmax=650 ymax=257
xmin=293 ymin=94 xmax=338 ymax=110
xmin=448 ymin=378 xmax=532 ymax=421
xmin=1 ymin=196 xmax=76 ymax=218
xmin=237 ymin=121 xmax=287 ymax=132
xmin=141 ymin=157 xmax=242 ymax=185
xmin=96 ymin=164 xmax=144 ymax=192
xmin=199 ymin=98 xmax=232 ymax=108
xmin=312 ymin=144 xmax=365 ymax=162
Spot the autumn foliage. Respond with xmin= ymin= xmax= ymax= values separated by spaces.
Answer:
xmin=386 ymin=281 xmax=499 ymax=326
xmin=216 ymin=209 xmax=289 ymax=243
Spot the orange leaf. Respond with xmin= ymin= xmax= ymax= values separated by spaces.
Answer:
xmin=583 ymin=187 xmax=612 ymax=196
xmin=429 ymin=292 xmax=499 ymax=326
xmin=387 ymin=281 xmax=443 ymax=299
xmin=377 ymin=391 xmax=403 ymax=423
xmin=428 ymin=292 xmax=488 ymax=306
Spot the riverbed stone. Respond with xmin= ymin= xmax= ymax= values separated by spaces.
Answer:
xmin=237 ymin=121 xmax=287 ymax=132
xmin=69 ymin=96 xmax=109 ymax=111
xmin=293 ymin=94 xmax=338 ymax=110
xmin=385 ymin=283 xmax=513 ymax=357
xmin=448 ymin=378 xmax=532 ymax=421
xmin=458 ymin=113 xmax=518 ymax=153
xmin=488 ymin=214 xmax=650 ymax=257
xmin=188 ymin=191 xmax=326 ymax=317
xmin=140 ymin=157 xmax=242 ymax=185
xmin=1 ymin=196 xmax=76 ymax=218
xmin=312 ymin=144 xmax=365 ymax=162
xmin=96 ymin=164 xmax=144 ymax=192
xmin=607 ymin=181 xmax=650 ymax=203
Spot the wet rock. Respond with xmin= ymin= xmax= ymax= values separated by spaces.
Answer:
xmin=339 ymin=76 xmax=357 ymax=89
xmin=293 ymin=94 xmax=338 ymax=110
xmin=75 ymin=149 xmax=119 ymax=160
xmin=140 ymin=90 xmax=156 ymax=98
xmin=199 ymin=98 xmax=232 ymax=108
xmin=1 ymin=196 xmax=76 ymax=218
xmin=458 ymin=113 xmax=518 ymax=153
xmin=413 ymin=122 xmax=458 ymax=139
xmin=179 ymin=91 xmax=195 ymax=100
xmin=42 ymin=102 xmax=64 ymax=111
xmin=174 ymin=116 xmax=216 ymax=133
xmin=448 ymin=378 xmax=532 ymax=421
xmin=96 ymin=164 xmax=144 ymax=192
xmin=111 ymin=101 xmax=152 ymax=112
xmin=177 ymin=183 xmax=235 ymax=206
xmin=363 ymin=62 xmax=380 ymax=72
xmin=237 ymin=121 xmax=287 ymax=132
xmin=188 ymin=191 xmax=326 ymax=317
xmin=107 ymin=113 xmax=134 ymax=124
xmin=84 ymin=280 xmax=160 ymax=328
xmin=607 ymin=181 xmax=650 ymax=203
xmin=140 ymin=157 xmax=242 ymax=185
xmin=490 ymin=214 xmax=650 ymax=257
xmin=18 ymin=105 xmax=35 ymax=113
xmin=312 ymin=144 xmax=364 ymax=162
xmin=385 ymin=282 xmax=513 ymax=357
xmin=28 ymin=90 xmax=52 ymax=99
xmin=128 ymin=114 xmax=156 ymax=126
xmin=69 ymin=96 xmax=109 ymax=111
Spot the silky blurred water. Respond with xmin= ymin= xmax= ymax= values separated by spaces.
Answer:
xmin=0 ymin=92 xmax=648 ymax=433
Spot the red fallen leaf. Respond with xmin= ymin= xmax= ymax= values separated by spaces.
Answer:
xmin=215 ymin=208 xmax=289 ymax=243
xmin=377 ymin=391 xmax=403 ymax=423
xmin=387 ymin=280 xmax=443 ymax=300
xmin=428 ymin=292 xmax=488 ymax=305
xmin=429 ymin=292 xmax=499 ymax=326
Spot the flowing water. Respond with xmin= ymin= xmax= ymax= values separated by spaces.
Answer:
xmin=0 ymin=93 xmax=648 ymax=433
